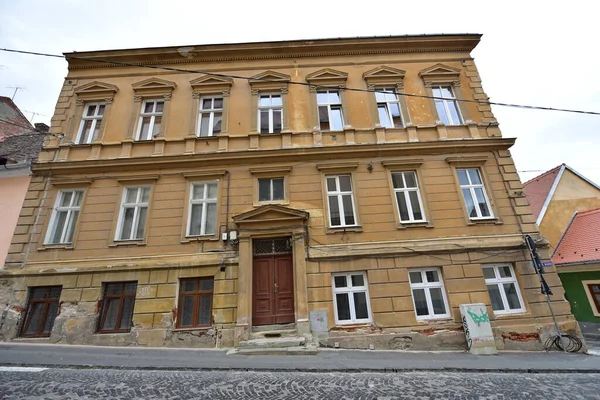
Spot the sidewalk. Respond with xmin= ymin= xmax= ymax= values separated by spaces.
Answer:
xmin=0 ymin=342 xmax=598 ymax=373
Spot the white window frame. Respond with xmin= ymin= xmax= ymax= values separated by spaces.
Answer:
xmin=432 ymin=85 xmax=463 ymax=126
xmin=136 ymin=99 xmax=164 ymax=141
xmin=115 ymin=186 xmax=150 ymax=241
xmin=408 ymin=268 xmax=451 ymax=320
xmin=258 ymin=177 xmax=284 ymax=202
xmin=332 ymin=272 xmax=372 ymax=324
xmin=317 ymin=90 xmax=344 ymax=131
xmin=326 ymin=174 xmax=358 ymax=228
xmin=197 ymin=96 xmax=223 ymax=137
xmin=482 ymin=264 xmax=525 ymax=315
xmin=187 ymin=181 xmax=218 ymax=237
xmin=457 ymin=168 xmax=494 ymax=220
xmin=375 ymin=88 xmax=403 ymax=128
xmin=45 ymin=190 xmax=84 ymax=245
xmin=257 ymin=93 xmax=283 ymax=134
xmin=391 ymin=171 xmax=426 ymax=223
xmin=76 ymin=102 xmax=105 ymax=144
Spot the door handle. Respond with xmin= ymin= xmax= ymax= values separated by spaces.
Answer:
xmin=274 ymin=283 xmax=279 ymax=293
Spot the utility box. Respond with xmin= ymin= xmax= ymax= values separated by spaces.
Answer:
xmin=460 ymin=303 xmax=498 ymax=355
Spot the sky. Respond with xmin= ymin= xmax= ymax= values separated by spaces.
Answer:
xmin=1 ymin=0 xmax=599 ymax=185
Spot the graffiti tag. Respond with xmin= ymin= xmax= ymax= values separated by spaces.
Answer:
xmin=467 ymin=309 xmax=489 ymax=326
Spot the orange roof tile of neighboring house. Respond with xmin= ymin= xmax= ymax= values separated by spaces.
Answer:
xmin=522 ymin=164 xmax=563 ymax=220
xmin=552 ymin=208 xmax=600 ymax=265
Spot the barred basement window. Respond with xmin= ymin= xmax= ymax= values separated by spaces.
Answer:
xmin=98 ymin=282 xmax=137 ymax=333
xmin=20 ymin=286 xmax=62 ymax=338
xmin=177 ymin=277 xmax=214 ymax=328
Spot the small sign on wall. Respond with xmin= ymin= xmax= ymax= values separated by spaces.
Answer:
xmin=460 ymin=303 xmax=498 ymax=355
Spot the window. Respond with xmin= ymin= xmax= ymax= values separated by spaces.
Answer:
xmin=391 ymin=172 xmax=426 ymax=223
xmin=258 ymin=94 xmax=282 ymax=134
xmin=188 ymin=182 xmax=218 ymax=236
xmin=98 ymin=282 xmax=137 ymax=333
xmin=317 ymin=90 xmax=344 ymax=131
xmin=587 ymin=284 xmax=600 ymax=314
xmin=432 ymin=85 xmax=462 ymax=126
xmin=258 ymin=177 xmax=284 ymax=202
xmin=45 ymin=190 xmax=84 ymax=244
xmin=482 ymin=264 xmax=525 ymax=314
xmin=376 ymin=88 xmax=403 ymax=128
xmin=197 ymin=96 xmax=223 ymax=137
xmin=76 ymin=102 xmax=105 ymax=144
xmin=136 ymin=99 xmax=163 ymax=140
xmin=326 ymin=175 xmax=357 ymax=227
xmin=177 ymin=277 xmax=214 ymax=328
xmin=409 ymin=268 xmax=451 ymax=319
xmin=20 ymin=286 xmax=62 ymax=338
xmin=457 ymin=168 xmax=493 ymax=219
xmin=116 ymin=186 xmax=150 ymax=241
xmin=332 ymin=272 xmax=372 ymax=324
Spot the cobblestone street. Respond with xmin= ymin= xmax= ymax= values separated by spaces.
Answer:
xmin=0 ymin=368 xmax=598 ymax=399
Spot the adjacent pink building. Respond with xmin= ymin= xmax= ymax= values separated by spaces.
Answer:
xmin=0 ymin=97 xmax=46 ymax=267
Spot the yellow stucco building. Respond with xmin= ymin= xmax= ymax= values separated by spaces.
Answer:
xmin=0 ymin=34 xmax=579 ymax=350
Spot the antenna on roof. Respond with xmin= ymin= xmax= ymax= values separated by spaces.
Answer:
xmin=5 ymin=86 xmax=25 ymax=101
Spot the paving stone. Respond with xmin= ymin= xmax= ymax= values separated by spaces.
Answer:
xmin=0 ymin=369 xmax=598 ymax=399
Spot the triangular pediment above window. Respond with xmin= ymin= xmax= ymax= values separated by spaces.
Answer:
xmin=419 ymin=63 xmax=462 ymax=82
xmin=132 ymin=78 xmax=177 ymax=94
xmin=74 ymin=81 xmax=119 ymax=98
xmin=189 ymin=75 xmax=234 ymax=91
xmin=250 ymin=70 xmax=291 ymax=83
xmin=305 ymin=68 xmax=348 ymax=85
xmin=233 ymin=204 xmax=309 ymax=224
xmin=363 ymin=66 xmax=406 ymax=81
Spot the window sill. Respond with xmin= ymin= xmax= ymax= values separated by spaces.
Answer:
xmin=254 ymin=200 xmax=289 ymax=207
xmin=467 ymin=217 xmax=502 ymax=226
xmin=109 ymin=240 xmax=146 ymax=247
xmin=330 ymin=323 xmax=373 ymax=330
xmin=181 ymin=236 xmax=220 ymax=244
xmin=415 ymin=316 xmax=454 ymax=323
xmin=37 ymin=244 xmax=74 ymax=251
xmin=326 ymin=226 xmax=363 ymax=234
xmin=172 ymin=326 xmax=213 ymax=332
xmin=492 ymin=310 xmax=528 ymax=318
xmin=398 ymin=221 xmax=434 ymax=230
xmin=95 ymin=331 xmax=132 ymax=335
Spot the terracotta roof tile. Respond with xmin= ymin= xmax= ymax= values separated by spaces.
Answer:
xmin=523 ymin=164 xmax=563 ymax=219
xmin=552 ymin=208 xmax=600 ymax=265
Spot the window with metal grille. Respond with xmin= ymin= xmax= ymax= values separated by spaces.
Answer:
xmin=177 ymin=277 xmax=214 ymax=328
xmin=253 ymin=238 xmax=292 ymax=255
xmin=20 ymin=286 xmax=62 ymax=338
xmin=98 ymin=282 xmax=137 ymax=333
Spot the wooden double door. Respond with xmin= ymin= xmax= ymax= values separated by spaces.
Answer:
xmin=252 ymin=252 xmax=295 ymax=326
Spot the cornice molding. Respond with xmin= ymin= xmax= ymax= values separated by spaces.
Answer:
xmin=65 ymin=35 xmax=480 ymax=70
xmin=33 ymin=138 xmax=514 ymax=175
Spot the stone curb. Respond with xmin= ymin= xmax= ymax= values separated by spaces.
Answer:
xmin=1 ymin=363 xmax=599 ymax=374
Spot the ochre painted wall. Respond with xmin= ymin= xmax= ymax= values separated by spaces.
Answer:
xmin=0 ymin=174 xmax=30 ymax=267
xmin=559 ymin=269 xmax=600 ymax=323
xmin=539 ymin=170 xmax=600 ymax=249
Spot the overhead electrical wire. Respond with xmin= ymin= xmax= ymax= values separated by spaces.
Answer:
xmin=2 ymin=47 xmax=600 ymax=116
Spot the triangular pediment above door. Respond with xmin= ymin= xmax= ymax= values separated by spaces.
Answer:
xmin=233 ymin=204 xmax=309 ymax=224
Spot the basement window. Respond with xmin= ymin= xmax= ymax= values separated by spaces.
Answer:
xmin=332 ymin=272 xmax=372 ymax=324
xmin=20 ymin=286 xmax=62 ymax=338
xmin=177 ymin=277 xmax=214 ymax=329
xmin=97 ymin=282 xmax=137 ymax=333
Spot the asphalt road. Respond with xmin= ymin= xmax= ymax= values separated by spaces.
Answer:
xmin=0 ymin=367 xmax=598 ymax=399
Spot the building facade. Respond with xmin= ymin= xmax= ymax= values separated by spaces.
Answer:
xmin=0 ymin=97 xmax=46 ymax=268
xmin=0 ymin=35 xmax=579 ymax=350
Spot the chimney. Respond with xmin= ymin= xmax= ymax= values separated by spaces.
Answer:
xmin=34 ymin=123 xmax=50 ymax=133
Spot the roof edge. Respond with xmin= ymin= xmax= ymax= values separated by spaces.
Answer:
xmin=537 ymin=164 xmax=566 ymax=225
xmin=551 ymin=210 xmax=579 ymax=257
